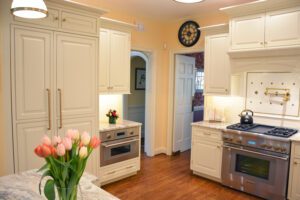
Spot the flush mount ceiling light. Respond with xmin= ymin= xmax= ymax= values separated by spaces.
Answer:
xmin=11 ymin=0 xmax=48 ymax=19
xmin=173 ymin=0 xmax=204 ymax=3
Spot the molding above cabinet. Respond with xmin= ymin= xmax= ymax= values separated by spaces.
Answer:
xmin=100 ymin=17 xmax=137 ymax=32
xmin=199 ymin=23 xmax=229 ymax=35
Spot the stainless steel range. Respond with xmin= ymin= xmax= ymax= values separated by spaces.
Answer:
xmin=222 ymin=123 xmax=298 ymax=200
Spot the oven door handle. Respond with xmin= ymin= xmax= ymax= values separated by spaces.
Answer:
xmin=102 ymin=138 xmax=139 ymax=148
xmin=223 ymin=145 xmax=289 ymax=161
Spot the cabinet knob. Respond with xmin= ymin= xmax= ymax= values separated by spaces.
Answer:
xmin=62 ymin=18 xmax=66 ymax=22
xmin=54 ymin=16 xmax=59 ymax=21
xmin=260 ymin=42 xmax=264 ymax=45
xmin=294 ymin=161 xmax=298 ymax=165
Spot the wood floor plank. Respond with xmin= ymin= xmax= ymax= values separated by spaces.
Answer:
xmin=102 ymin=151 xmax=262 ymax=200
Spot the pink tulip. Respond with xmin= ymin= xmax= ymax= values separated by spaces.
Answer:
xmin=52 ymin=136 xmax=61 ymax=146
xmin=57 ymin=143 xmax=66 ymax=156
xmin=62 ymin=137 xmax=72 ymax=150
xmin=90 ymin=136 xmax=101 ymax=149
xmin=79 ymin=146 xmax=88 ymax=159
xmin=66 ymin=129 xmax=80 ymax=141
xmin=42 ymin=135 xmax=51 ymax=146
xmin=81 ymin=132 xmax=91 ymax=146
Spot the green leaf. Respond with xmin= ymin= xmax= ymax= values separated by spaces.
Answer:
xmin=37 ymin=163 xmax=50 ymax=173
xmin=44 ymin=179 xmax=55 ymax=200
xmin=62 ymin=167 xmax=68 ymax=182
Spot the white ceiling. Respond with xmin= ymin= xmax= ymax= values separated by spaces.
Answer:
xmin=94 ymin=0 xmax=256 ymax=20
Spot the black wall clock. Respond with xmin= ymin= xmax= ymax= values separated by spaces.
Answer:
xmin=178 ymin=21 xmax=201 ymax=47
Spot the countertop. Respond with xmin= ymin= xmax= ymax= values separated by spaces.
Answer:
xmin=99 ymin=120 xmax=142 ymax=132
xmin=290 ymin=132 xmax=300 ymax=142
xmin=191 ymin=121 xmax=231 ymax=130
xmin=0 ymin=170 xmax=119 ymax=200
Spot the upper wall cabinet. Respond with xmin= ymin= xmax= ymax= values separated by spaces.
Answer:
xmin=204 ymin=33 xmax=231 ymax=95
xmin=99 ymin=18 xmax=136 ymax=94
xmin=229 ymin=6 xmax=300 ymax=52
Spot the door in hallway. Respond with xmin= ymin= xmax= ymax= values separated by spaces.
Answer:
xmin=173 ymin=55 xmax=195 ymax=152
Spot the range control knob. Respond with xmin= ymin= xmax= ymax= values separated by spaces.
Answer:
xmin=260 ymin=143 xmax=267 ymax=148
xmin=236 ymin=136 xmax=242 ymax=143
xmin=106 ymin=134 xmax=112 ymax=139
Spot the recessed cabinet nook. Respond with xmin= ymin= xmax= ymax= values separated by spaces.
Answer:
xmin=10 ymin=0 xmax=106 ymax=174
xmin=99 ymin=17 xmax=135 ymax=94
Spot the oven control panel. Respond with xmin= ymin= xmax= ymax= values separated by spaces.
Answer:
xmin=100 ymin=127 xmax=139 ymax=142
xmin=223 ymin=131 xmax=291 ymax=154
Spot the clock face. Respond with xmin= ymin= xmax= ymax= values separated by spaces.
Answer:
xmin=178 ymin=21 xmax=201 ymax=47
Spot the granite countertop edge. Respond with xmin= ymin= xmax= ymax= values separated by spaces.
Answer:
xmin=99 ymin=120 xmax=142 ymax=132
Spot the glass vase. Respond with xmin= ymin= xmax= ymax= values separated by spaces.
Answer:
xmin=109 ymin=117 xmax=116 ymax=124
xmin=56 ymin=185 xmax=78 ymax=200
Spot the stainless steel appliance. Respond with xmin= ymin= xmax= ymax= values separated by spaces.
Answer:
xmin=100 ymin=127 xmax=139 ymax=167
xmin=222 ymin=123 xmax=298 ymax=200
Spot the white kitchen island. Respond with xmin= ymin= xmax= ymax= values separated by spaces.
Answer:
xmin=0 ymin=170 xmax=119 ymax=200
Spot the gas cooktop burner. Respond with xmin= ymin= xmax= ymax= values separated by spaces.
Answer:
xmin=227 ymin=123 xmax=298 ymax=138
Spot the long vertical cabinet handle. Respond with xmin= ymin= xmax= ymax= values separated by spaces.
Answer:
xmin=58 ymin=89 xmax=63 ymax=129
xmin=46 ymin=89 xmax=51 ymax=130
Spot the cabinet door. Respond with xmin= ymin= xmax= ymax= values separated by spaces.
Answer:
xmin=61 ymin=11 xmax=98 ymax=34
xmin=56 ymin=33 xmax=97 ymax=118
xmin=204 ymin=34 xmax=230 ymax=95
xmin=230 ymin=14 xmax=265 ymax=50
xmin=13 ymin=26 xmax=53 ymax=121
xmin=265 ymin=7 xmax=300 ymax=47
xmin=15 ymin=121 xmax=52 ymax=172
xmin=109 ymin=30 xmax=131 ymax=93
xmin=289 ymin=158 xmax=300 ymax=200
xmin=191 ymin=136 xmax=222 ymax=180
xmin=99 ymin=29 xmax=110 ymax=92
xmin=57 ymin=117 xmax=97 ymax=175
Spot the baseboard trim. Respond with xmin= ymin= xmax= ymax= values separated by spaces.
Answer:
xmin=154 ymin=147 xmax=167 ymax=155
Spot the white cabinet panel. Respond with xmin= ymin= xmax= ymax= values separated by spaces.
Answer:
xmin=289 ymin=158 xmax=300 ymax=200
xmin=99 ymin=29 xmax=110 ymax=92
xmin=266 ymin=7 xmax=300 ymax=47
xmin=56 ymin=33 xmax=97 ymax=118
xmin=191 ymin=135 xmax=222 ymax=180
xmin=15 ymin=121 xmax=52 ymax=172
xmin=13 ymin=27 xmax=53 ymax=121
xmin=204 ymin=34 xmax=230 ymax=95
xmin=99 ymin=29 xmax=131 ymax=94
xmin=61 ymin=11 xmax=98 ymax=34
xmin=230 ymin=14 xmax=265 ymax=50
xmin=109 ymin=30 xmax=131 ymax=93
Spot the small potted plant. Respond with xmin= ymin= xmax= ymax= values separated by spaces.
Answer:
xmin=106 ymin=109 xmax=119 ymax=124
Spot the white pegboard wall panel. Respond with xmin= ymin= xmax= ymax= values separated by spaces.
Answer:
xmin=246 ymin=72 xmax=300 ymax=117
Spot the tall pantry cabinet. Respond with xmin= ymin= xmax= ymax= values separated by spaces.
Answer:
xmin=10 ymin=0 xmax=105 ymax=174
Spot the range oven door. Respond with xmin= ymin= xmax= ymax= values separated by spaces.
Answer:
xmin=100 ymin=136 xmax=139 ymax=167
xmin=222 ymin=144 xmax=289 ymax=200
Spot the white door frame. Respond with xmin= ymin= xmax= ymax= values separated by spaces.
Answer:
xmin=167 ymin=48 xmax=204 ymax=155
xmin=123 ymin=48 xmax=156 ymax=157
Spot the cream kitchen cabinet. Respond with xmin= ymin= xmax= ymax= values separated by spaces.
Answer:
xmin=204 ymin=34 xmax=230 ymax=95
xmin=288 ymin=142 xmax=300 ymax=200
xmin=99 ymin=28 xmax=131 ymax=94
xmin=56 ymin=33 xmax=97 ymax=118
xmin=230 ymin=6 xmax=300 ymax=51
xmin=190 ymin=126 xmax=223 ymax=182
xmin=11 ymin=24 xmax=99 ymax=172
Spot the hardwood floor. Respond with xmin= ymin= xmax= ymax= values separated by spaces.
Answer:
xmin=102 ymin=151 xmax=261 ymax=200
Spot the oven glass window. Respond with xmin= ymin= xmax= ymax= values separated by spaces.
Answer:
xmin=111 ymin=145 xmax=131 ymax=156
xmin=235 ymin=154 xmax=270 ymax=180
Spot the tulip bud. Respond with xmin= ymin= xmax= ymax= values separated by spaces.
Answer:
xmin=41 ymin=144 xmax=51 ymax=157
xmin=52 ymin=136 xmax=61 ymax=146
xmin=90 ymin=136 xmax=101 ymax=149
xmin=81 ymin=132 xmax=91 ymax=146
xmin=57 ymin=143 xmax=66 ymax=157
xmin=34 ymin=145 xmax=44 ymax=158
xmin=42 ymin=135 xmax=51 ymax=146
xmin=62 ymin=137 xmax=72 ymax=151
xmin=79 ymin=146 xmax=88 ymax=159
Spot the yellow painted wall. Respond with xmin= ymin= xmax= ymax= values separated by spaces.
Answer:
xmin=129 ymin=57 xmax=146 ymax=106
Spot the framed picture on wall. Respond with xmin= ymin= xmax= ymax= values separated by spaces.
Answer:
xmin=135 ymin=68 xmax=146 ymax=90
